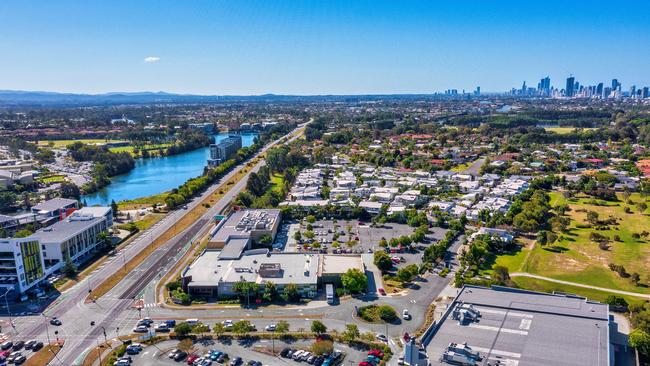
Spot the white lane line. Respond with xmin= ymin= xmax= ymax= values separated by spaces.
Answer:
xmin=471 ymin=346 xmax=522 ymax=359
xmin=468 ymin=323 xmax=528 ymax=335
xmin=474 ymin=306 xmax=533 ymax=319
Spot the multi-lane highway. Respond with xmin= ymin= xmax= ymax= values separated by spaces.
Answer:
xmin=0 ymin=119 xmax=461 ymax=366
xmin=2 ymin=123 xmax=308 ymax=365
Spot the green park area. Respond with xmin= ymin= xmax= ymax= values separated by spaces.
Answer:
xmin=544 ymin=126 xmax=596 ymax=134
xmin=108 ymin=143 xmax=174 ymax=156
xmin=488 ymin=191 xmax=650 ymax=297
xmin=37 ymin=139 xmax=128 ymax=148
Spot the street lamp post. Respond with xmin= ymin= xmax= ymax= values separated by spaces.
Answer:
xmin=96 ymin=338 xmax=103 ymax=365
xmin=41 ymin=314 xmax=52 ymax=345
xmin=1 ymin=289 xmax=14 ymax=330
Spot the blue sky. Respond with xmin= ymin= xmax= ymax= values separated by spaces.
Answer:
xmin=1 ymin=1 xmax=649 ymax=95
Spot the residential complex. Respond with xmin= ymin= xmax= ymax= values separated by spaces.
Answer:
xmin=208 ymin=134 xmax=242 ymax=166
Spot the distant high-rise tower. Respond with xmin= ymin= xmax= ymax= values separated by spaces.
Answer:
xmin=643 ymin=87 xmax=649 ymax=99
xmin=475 ymin=86 xmax=481 ymax=96
xmin=612 ymin=79 xmax=620 ymax=91
xmin=539 ymin=76 xmax=551 ymax=96
xmin=565 ymin=76 xmax=575 ymax=97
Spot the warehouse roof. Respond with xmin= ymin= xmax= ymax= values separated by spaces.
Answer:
xmin=426 ymin=285 xmax=609 ymax=366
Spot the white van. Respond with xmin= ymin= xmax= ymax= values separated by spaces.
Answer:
xmin=185 ymin=318 xmax=199 ymax=325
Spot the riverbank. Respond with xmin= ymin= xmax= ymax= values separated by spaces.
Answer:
xmin=83 ymin=133 xmax=258 ymax=206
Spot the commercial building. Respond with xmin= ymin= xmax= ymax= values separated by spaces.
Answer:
xmin=208 ymin=134 xmax=242 ymax=167
xmin=0 ymin=238 xmax=44 ymax=294
xmin=207 ymin=209 xmax=281 ymax=254
xmin=31 ymin=198 xmax=79 ymax=224
xmin=182 ymin=209 xmax=364 ymax=299
xmin=424 ymin=286 xmax=612 ymax=366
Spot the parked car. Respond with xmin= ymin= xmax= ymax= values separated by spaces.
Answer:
xmin=186 ymin=354 xmax=199 ymax=365
xmin=0 ymin=341 xmax=12 ymax=351
xmin=13 ymin=355 xmax=26 ymax=365
xmin=174 ymin=351 xmax=188 ymax=361
xmin=376 ymin=334 xmax=388 ymax=343
xmin=168 ymin=349 xmax=180 ymax=358
xmin=12 ymin=341 xmax=24 ymax=350
xmin=402 ymin=309 xmax=411 ymax=320
xmin=24 ymin=340 xmax=37 ymax=350
xmin=132 ymin=325 xmax=148 ymax=333
xmin=229 ymin=356 xmax=242 ymax=365
xmin=264 ymin=324 xmax=276 ymax=331
xmin=31 ymin=342 xmax=44 ymax=351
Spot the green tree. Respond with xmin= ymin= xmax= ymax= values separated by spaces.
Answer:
xmin=491 ymin=265 xmax=511 ymax=285
xmin=232 ymin=320 xmax=254 ymax=337
xmin=396 ymin=264 xmax=419 ymax=283
xmin=212 ymin=322 xmax=226 ymax=338
xmin=110 ymin=199 xmax=119 ymax=217
xmin=60 ymin=182 xmax=81 ymax=199
xmin=282 ymin=283 xmax=301 ymax=302
xmin=192 ymin=322 xmax=210 ymax=336
xmin=13 ymin=229 xmax=33 ymax=238
xmin=629 ymin=328 xmax=650 ymax=354
xmin=373 ymin=251 xmax=393 ymax=272
xmin=378 ymin=305 xmax=397 ymax=322
xmin=0 ymin=192 xmax=16 ymax=211
xmin=62 ymin=256 xmax=78 ymax=278
xmin=276 ymin=320 xmax=290 ymax=334
xmin=262 ymin=281 xmax=277 ymax=302
xmin=311 ymin=320 xmax=327 ymax=335
xmin=174 ymin=322 xmax=192 ymax=337
xmin=341 ymin=324 xmax=360 ymax=343
xmin=341 ymin=268 xmax=368 ymax=293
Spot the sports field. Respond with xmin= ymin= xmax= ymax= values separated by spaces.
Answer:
xmin=491 ymin=191 xmax=650 ymax=294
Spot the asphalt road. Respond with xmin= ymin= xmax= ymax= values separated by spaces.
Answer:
xmin=0 ymin=120 xmax=464 ymax=366
xmin=0 ymin=123 xmax=308 ymax=365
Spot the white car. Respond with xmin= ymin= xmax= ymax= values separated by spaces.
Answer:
xmin=222 ymin=319 xmax=234 ymax=328
xmin=403 ymin=309 xmax=411 ymax=320
xmin=264 ymin=324 xmax=276 ymax=331
xmin=132 ymin=325 xmax=148 ymax=333
xmin=376 ymin=334 xmax=388 ymax=343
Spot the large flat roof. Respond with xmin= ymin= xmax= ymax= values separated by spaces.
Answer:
xmin=427 ymin=286 xmax=609 ymax=366
xmin=29 ymin=216 xmax=104 ymax=243
xmin=186 ymin=250 xmax=319 ymax=287
xmin=32 ymin=198 xmax=77 ymax=213
xmin=212 ymin=209 xmax=281 ymax=243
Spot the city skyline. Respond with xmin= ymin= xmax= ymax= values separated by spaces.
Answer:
xmin=1 ymin=0 xmax=649 ymax=95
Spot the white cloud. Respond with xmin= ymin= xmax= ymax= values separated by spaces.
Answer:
xmin=143 ymin=56 xmax=160 ymax=63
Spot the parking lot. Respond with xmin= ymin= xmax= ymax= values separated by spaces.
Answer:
xmin=129 ymin=337 xmax=371 ymax=366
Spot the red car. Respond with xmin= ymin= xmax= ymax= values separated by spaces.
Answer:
xmin=186 ymin=354 xmax=199 ymax=364
xmin=368 ymin=349 xmax=384 ymax=358
xmin=378 ymin=288 xmax=386 ymax=296
xmin=358 ymin=362 xmax=373 ymax=366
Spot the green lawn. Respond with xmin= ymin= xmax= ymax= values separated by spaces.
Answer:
xmin=109 ymin=143 xmax=173 ymax=156
xmin=544 ymin=127 xmax=596 ymax=135
xmin=38 ymin=175 xmax=66 ymax=184
xmin=450 ymin=161 xmax=472 ymax=172
xmin=489 ymin=191 xmax=650 ymax=295
xmin=38 ymin=139 xmax=127 ymax=148
xmin=511 ymin=276 xmax=644 ymax=306
xmin=270 ymin=173 xmax=284 ymax=193
xmin=117 ymin=192 xmax=169 ymax=210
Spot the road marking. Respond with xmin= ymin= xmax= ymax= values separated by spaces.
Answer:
xmin=474 ymin=307 xmax=534 ymax=319
xmin=519 ymin=318 xmax=532 ymax=330
xmin=471 ymin=346 xmax=522 ymax=359
xmin=468 ymin=324 xmax=528 ymax=335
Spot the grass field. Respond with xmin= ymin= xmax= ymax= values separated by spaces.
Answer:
xmin=544 ymin=127 xmax=596 ymax=134
xmin=117 ymin=192 xmax=170 ymax=210
xmin=450 ymin=161 xmax=472 ymax=172
xmin=270 ymin=173 xmax=284 ymax=194
xmin=38 ymin=174 xmax=66 ymax=184
xmin=38 ymin=139 xmax=127 ymax=148
xmin=25 ymin=344 xmax=62 ymax=366
xmin=109 ymin=143 xmax=173 ymax=156
xmin=490 ymin=191 xmax=650 ymax=295
xmin=511 ymin=276 xmax=644 ymax=306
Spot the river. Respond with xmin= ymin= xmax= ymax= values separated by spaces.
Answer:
xmin=82 ymin=133 xmax=258 ymax=206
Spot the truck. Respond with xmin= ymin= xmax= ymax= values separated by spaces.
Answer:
xmin=326 ymin=284 xmax=334 ymax=304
